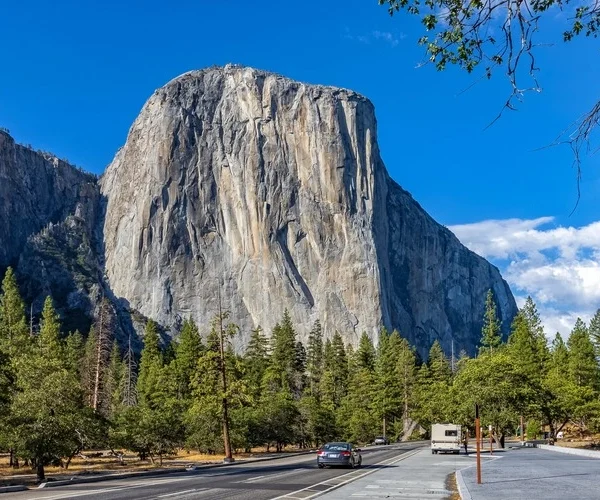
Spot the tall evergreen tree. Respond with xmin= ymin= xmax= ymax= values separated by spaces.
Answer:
xmin=508 ymin=307 xmax=549 ymax=382
xmin=395 ymin=336 xmax=417 ymax=435
xmin=136 ymin=320 xmax=162 ymax=406
xmin=105 ymin=341 xmax=125 ymax=417
xmin=428 ymin=340 xmax=451 ymax=383
xmin=374 ymin=329 xmax=401 ymax=439
xmin=264 ymin=311 xmax=297 ymax=393
xmin=588 ymin=309 xmax=600 ymax=360
xmin=480 ymin=289 xmax=502 ymax=354
xmin=172 ymin=318 xmax=203 ymax=400
xmin=0 ymin=267 xmax=29 ymax=357
xmin=244 ymin=327 xmax=269 ymax=399
xmin=567 ymin=318 xmax=598 ymax=389
xmin=11 ymin=296 xmax=91 ymax=481
xmin=306 ymin=320 xmax=323 ymax=398
xmin=356 ymin=332 xmax=376 ymax=371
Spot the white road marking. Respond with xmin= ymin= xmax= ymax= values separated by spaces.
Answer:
xmin=269 ymin=448 xmax=423 ymax=500
xmin=156 ymin=489 xmax=198 ymax=498
xmin=237 ymin=468 xmax=304 ymax=483
xmin=28 ymin=476 xmax=192 ymax=500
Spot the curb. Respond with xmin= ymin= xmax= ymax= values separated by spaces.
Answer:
xmin=0 ymin=485 xmax=28 ymax=494
xmin=38 ymin=450 xmax=317 ymax=488
xmin=537 ymin=444 xmax=600 ymax=459
xmin=455 ymin=469 xmax=472 ymax=500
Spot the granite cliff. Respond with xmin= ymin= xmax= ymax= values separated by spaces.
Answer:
xmin=0 ymin=66 xmax=517 ymax=356
xmin=99 ymin=65 xmax=516 ymax=355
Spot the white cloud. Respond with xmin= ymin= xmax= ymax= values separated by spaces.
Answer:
xmin=449 ymin=217 xmax=600 ymax=338
xmin=372 ymin=30 xmax=400 ymax=47
xmin=343 ymin=28 xmax=403 ymax=48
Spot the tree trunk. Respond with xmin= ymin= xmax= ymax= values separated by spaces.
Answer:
xmin=9 ymin=449 xmax=13 ymax=467
xmin=36 ymin=459 xmax=45 ymax=482
xmin=65 ymin=447 xmax=80 ymax=470
xmin=92 ymin=303 xmax=105 ymax=412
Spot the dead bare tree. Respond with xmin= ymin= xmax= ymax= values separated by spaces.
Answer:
xmin=122 ymin=330 xmax=137 ymax=407
xmin=83 ymin=297 xmax=115 ymax=415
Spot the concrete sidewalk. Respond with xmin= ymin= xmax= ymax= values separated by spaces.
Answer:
xmin=458 ymin=447 xmax=600 ymax=500
xmin=319 ymin=448 xmax=471 ymax=499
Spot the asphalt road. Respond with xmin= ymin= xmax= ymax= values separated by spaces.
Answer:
xmin=8 ymin=443 xmax=425 ymax=500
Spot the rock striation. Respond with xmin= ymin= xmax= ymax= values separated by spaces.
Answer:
xmin=99 ymin=65 xmax=517 ymax=356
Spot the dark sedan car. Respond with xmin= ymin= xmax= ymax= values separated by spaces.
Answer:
xmin=317 ymin=442 xmax=362 ymax=468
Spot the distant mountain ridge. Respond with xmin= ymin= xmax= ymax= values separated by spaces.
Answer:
xmin=0 ymin=65 xmax=518 ymax=356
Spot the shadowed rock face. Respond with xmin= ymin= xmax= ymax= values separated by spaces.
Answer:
xmin=0 ymin=131 xmax=98 ymax=271
xmin=100 ymin=65 xmax=517 ymax=356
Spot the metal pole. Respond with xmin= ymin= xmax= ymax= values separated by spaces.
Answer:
xmin=489 ymin=426 xmax=493 ymax=455
xmin=475 ymin=405 xmax=482 ymax=484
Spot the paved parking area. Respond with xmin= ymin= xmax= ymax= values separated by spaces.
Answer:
xmin=458 ymin=447 xmax=600 ymax=500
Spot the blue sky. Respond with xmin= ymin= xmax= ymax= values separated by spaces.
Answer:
xmin=2 ymin=0 xmax=599 ymax=335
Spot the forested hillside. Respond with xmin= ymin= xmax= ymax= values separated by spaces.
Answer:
xmin=1 ymin=267 xmax=598 ymax=482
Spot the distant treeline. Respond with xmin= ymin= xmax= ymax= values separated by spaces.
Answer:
xmin=1 ymin=266 xmax=599 ymax=482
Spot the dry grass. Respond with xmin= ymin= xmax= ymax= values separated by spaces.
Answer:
xmin=0 ymin=445 xmax=309 ymax=480
xmin=445 ymin=472 xmax=461 ymax=500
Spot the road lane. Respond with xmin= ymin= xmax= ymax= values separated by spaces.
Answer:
xmin=10 ymin=443 xmax=425 ymax=500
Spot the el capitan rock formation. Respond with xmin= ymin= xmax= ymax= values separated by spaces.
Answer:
xmin=98 ymin=65 xmax=517 ymax=355
xmin=0 ymin=65 xmax=517 ymax=356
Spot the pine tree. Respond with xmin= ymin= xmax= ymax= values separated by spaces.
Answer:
xmin=428 ymin=340 xmax=451 ymax=383
xmin=356 ymin=332 xmax=376 ymax=371
xmin=136 ymin=320 xmax=162 ymax=406
xmin=264 ymin=311 xmax=297 ymax=393
xmin=105 ymin=341 xmax=125 ymax=417
xmin=374 ymin=329 xmax=401 ymax=439
xmin=508 ymin=307 xmax=549 ymax=382
xmin=306 ymin=320 xmax=323 ymax=398
xmin=331 ymin=331 xmax=349 ymax=400
xmin=0 ymin=267 xmax=29 ymax=357
xmin=39 ymin=296 xmax=62 ymax=358
xmin=480 ymin=289 xmax=502 ymax=355
xmin=172 ymin=318 xmax=203 ymax=400
xmin=244 ymin=326 xmax=269 ymax=399
xmin=588 ymin=309 xmax=600 ymax=359
xmin=549 ymin=333 xmax=569 ymax=377
xmin=395 ymin=336 xmax=417 ymax=437
xmin=11 ymin=296 xmax=91 ymax=481
xmin=63 ymin=330 xmax=84 ymax=376
xmin=567 ymin=318 xmax=598 ymax=389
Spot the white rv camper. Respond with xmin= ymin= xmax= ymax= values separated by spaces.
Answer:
xmin=431 ymin=423 xmax=461 ymax=454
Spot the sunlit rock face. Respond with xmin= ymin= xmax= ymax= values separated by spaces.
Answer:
xmin=100 ymin=65 xmax=517 ymax=356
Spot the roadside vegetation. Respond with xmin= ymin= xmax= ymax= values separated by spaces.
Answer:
xmin=1 ymin=267 xmax=599 ymax=481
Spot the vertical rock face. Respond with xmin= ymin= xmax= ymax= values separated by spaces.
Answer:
xmin=0 ymin=130 xmax=105 ymax=332
xmin=0 ymin=130 xmax=98 ymax=271
xmin=100 ymin=65 xmax=517 ymax=356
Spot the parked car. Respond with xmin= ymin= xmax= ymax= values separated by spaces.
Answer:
xmin=373 ymin=436 xmax=390 ymax=445
xmin=317 ymin=442 xmax=362 ymax=468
